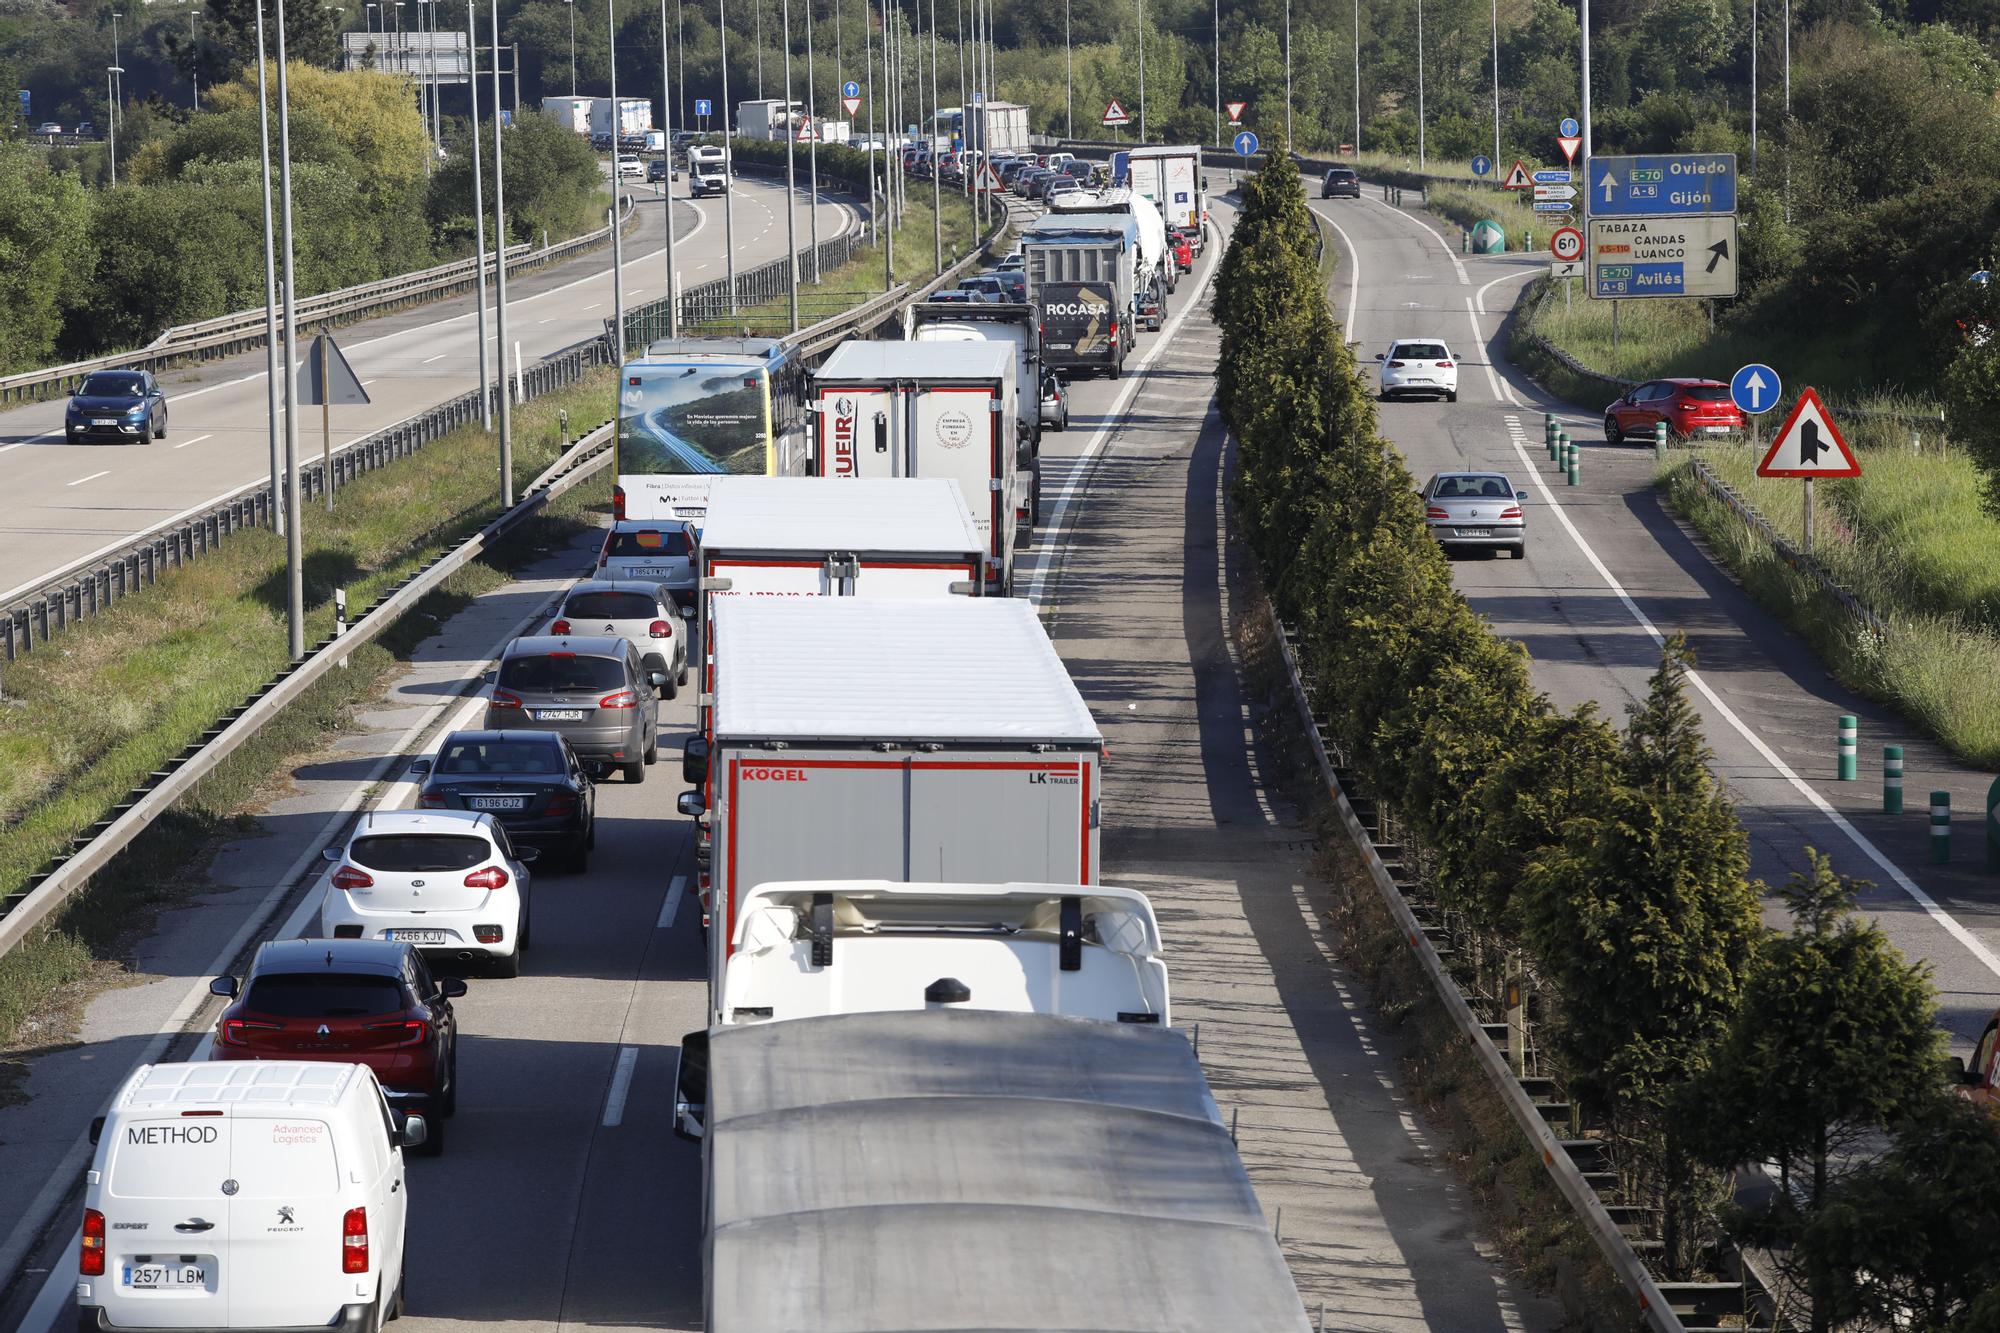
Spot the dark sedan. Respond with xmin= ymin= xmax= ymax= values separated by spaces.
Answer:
xmin=412 ymin=730 xmax=597 ymax=873
xmin=66 ymin=369 xmax=167 ymax=443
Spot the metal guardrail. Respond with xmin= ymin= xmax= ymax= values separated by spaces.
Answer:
xmin=1686 ymin=459 xmax=1889 ymax=637
xmin=0 ymin=341 xmax=609 ymax=661
xmin=0 ymin=198 xmax=639 ymax=405
xmin=1266 ymin=605 xmax=1690 ymax=1333
xmin=0 ymin=420 xmax=618 ymax=959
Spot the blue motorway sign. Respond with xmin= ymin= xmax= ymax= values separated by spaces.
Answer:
xmin=842 ymin=80 xmax=860 ymax=99
xmin=1471 ymin=155 xmax=1492 ymax=177
xmin=1730 ymin=363 xmax=1781 ymax=415
xmin=1560 ymin=116 xmax=1580 ymax=138
xmin=1532 ymin=200 xmax=1575 ymax=212
xmin=1586 ymin=153 xmax=1736 ymax=217
xmin=499 ymin=108 xmax=512 ymax=127
xmin=1233 ymin=130 xmax=1259 ymax=157
xmin=1532 ymin=169 xmax=1571 ymax=184
xmin=695 ymin=98 xmax=713 ymax=117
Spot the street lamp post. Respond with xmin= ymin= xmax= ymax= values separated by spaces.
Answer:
xmin=565 ymin=0 xmax=576 ymax=95
xmin=720 ymin=0 xmax=738 ymax=311
xmin=607 ymin=0 xmax=626 ymax=358
xmin=490 ymin=0 xmax=513 ymax=503
xmin=252 ymin=4 xmax=284 ymax=539
xmin=805 ymin=0 xmax=820 ymax=281
xmin=1136 ymin=0 xmax=1145 ymax=141
xmin=106 ymin=67 xmax=121 ymax=186
xmin=782 ymin=0 xmax=799 ymax=332
xmin=1284 ymin=0 xmax=1291 ymax=147
xmin=110 ymin=12 xmax=123 ymax=128
xmin=1416 ymin=0 xmax=1426 ymax=170
xmin=274 ymin=0 xmax=306 ymax=658
xmin=468 ymin=0 xmax=492 ymax=431
xmin=659 ymin=0 xmax=680 ymax=336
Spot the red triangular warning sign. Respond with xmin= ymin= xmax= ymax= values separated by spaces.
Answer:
xmin=1757 ymin=387 xmax=1861 ymax=478
xmin=1500 ymin=159 xmax=1532 ymax=190
xmin=976 ymin=161 xmax=1005 ymax=191
xmin=1102 ymin=99 xmax=1130 ymax=126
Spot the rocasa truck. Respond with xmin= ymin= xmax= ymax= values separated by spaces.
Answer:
xmin=615 ymin=337 xmax=809 ymax=523
xmin=675 ymin=597 xmax=1104 ymax=991
xmin=808 ymin=340 xmax=1027 ymax=594
xmin=1023 ymin=211 xmax=1139 ymax=379
xmin=691 ymin=475 xmax=984 ymax=690
xmin=1125 ymin=144 xmax=1206 ymax=237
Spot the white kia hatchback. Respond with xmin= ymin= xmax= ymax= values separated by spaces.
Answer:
xmin=318 ymin=810 xmax=534 ymax=977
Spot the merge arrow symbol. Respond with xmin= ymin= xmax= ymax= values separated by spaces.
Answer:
xmin=1705 ymin=238 xmax=1730 ymax=273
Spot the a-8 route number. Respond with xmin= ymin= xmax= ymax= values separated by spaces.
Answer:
xmin=1550 ymin=226 xmax=1584 ymax=263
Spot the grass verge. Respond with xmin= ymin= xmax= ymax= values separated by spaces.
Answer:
xmin=1660 ymin=444 xmax=2000 ymax=768
xmin=0 ymin=373 xmax=616 ymax=1063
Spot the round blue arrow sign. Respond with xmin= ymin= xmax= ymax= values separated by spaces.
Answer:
xmin=842 ymin=80 xmax=860 ymax=99
xmin=1731 ymin=363 xmax=1781 ymax=416
xmin=1233 ymin=130 xmax=1259 ymax=157
xmin=1560 ymin=116 xmax=1580 ymax=138
xmin=1471 ymin=155 xmax=1492 ymax=177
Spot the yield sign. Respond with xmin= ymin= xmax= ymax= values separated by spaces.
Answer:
xmin=1500 ymin=159 xmax=1533 ymax=190
xmin=1103 ymin=98 xmax=1130 ymax=126
xmin=1757 ymin=387 xmax=1861 ymax=478
xmin=842 ymin=95 xmax=861 ymax=116
xmin=1557 ymin=134 xmax=1582 ymax=164
xmin=1226 ymin=100 xmax=1246 ymax=124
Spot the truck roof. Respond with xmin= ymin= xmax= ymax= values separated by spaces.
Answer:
xmin=116 ymin=1061 xmax=364 ymax=1112
xmin=813 ymin=339 xmax=1013 ymax=383
xmin=1023 ymin=211 xmax=1140 ymax=242
xmin=712 ymin=598 xmax=1100 ymax=743
xmin=705 ymin=1009 xmax=1310 ymax=1332
xmin=698 ymin=477 xmax=981 ymax=554
xmin=1126 ymin=143 xmax=1202 ymax=159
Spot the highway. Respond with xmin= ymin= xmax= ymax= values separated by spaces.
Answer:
xmin=0 ymin=176 xmax=853 ymax=606
xmin=0 ymin=189 xmax=1562 ymax=1332
xmin=1312 ymin=189 xmax=2000 ymax=1050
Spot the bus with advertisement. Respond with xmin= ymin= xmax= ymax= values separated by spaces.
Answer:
xmin=614 ymin=337 xmax=810 ymax=522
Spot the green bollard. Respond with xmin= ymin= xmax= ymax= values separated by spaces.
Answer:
xmin=1462 ymin=229 xmax=1471 ymax=255
xmin=1932 ymin=791 xmax=1952 ymax=864
xmin=1654 ymin=420 xmax=1667 ymax=460
xmin=1555 ymin=428 xmax=1568 ymax=470
xmin=1838 ymin=715 xmax=1859 ymax=781
xmin=1567 ymin=441 xmax=1581 ymax=486
xmin=1545 ymin=414 xmax=1557 ymax=459
xmin=1884 ymin=746 xmax=1904 ymax=815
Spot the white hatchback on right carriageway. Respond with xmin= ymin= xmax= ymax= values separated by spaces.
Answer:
xmin=1375 ymin=338 xmax=1459 ymax=403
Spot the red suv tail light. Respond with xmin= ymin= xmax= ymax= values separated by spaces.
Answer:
xmin=612 ymin=485 xmax=627 ymax=521
xmin=474 ymin=925 xmax=506 ymax=943
xmin=331 ymin=865 xmax=374 ymax=892
xmin=464 ymin=865 xmax=511 ymax=891
xmin=221 ymin=1018 xmax=283 ymax=1046
xmin=82 ymin=1209 xmax=105 ymax=1276
xmin=489 ymin=688 xmax=524 ymax=711
xmin=364 ymin=1019 xmax=429 ymax=1047
xmin=342 ymin=1207 xmax=369 ymax=1274
xmin=598 ymin=689 xmax=638 ymax=709
xmin=551 ymin=619 xmax=573 ymax=635
xmin=649 ymin=619 xmax=673 ymax=639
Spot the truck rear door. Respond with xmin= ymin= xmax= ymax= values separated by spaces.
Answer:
xmin=1163 ymin=156 xmax=1199 ymax=230
xmin=909 ymin=385 xmax=1003 ymax=579
xmin=907 ymin=751 xmax=1098 ymax=884
xmin=815 ymin=386 xmax=895 ymax=478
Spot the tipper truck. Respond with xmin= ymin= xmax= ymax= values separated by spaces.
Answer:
xmin=1022 ymin=211 xmax=1140 ymax=379
xmin=668 ymin=1009 xmax=1313 ymax=1332
xmin=677 ymin=596 xmax=1104 ymax=985
xmin=808 ymin=340 xmax=1028 ymax=594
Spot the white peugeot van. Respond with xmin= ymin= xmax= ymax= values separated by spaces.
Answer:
xmin=78 ymin=1061 xmax=423 ymax=1332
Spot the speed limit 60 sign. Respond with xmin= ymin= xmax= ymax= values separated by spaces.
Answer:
xmin=1550 ymin=226 xmax=1584 ymax=263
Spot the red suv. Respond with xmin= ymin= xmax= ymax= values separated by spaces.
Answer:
xmin=210 ymin=939 xmax=465 ymax=1154
xmin=1169 ymin=229 xmax=1194 ymax=273
xmin=1602 ymin=377 xmax=1745 ymax=443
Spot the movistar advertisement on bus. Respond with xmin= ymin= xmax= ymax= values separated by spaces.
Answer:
xmin=618 ymin=364 xmax=771 ymax=518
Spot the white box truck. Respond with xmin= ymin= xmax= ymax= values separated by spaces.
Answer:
xmin=1125 ymin=144 xmax=1205 ymax=233
xmin=589 ymin=96 xmax=654 ymax=142
xmin=677 ymin=597 xmax=1104 ymax=994
xmin=736 ymin=98 xmax=803 ymax=140
xmin=958 ymin=100 xmax=1030 ymax=156
xmin=667 ymin=1010 xmax=1313 ymax=1333
xmin=809 ymin=341 xmax=1027 ymax=594
xmin=905 ymin=297 xmax=1043 ymax=465
xmin=718 ymin=880 xmax=1170 ymax=1026
xmin=540 ymin=94 xmax=592 ymax=135
xmin=691 ymin=475 xmax=985 ymax=691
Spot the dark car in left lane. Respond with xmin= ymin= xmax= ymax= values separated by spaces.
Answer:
xmin=66 ymin=369 xmax=167 ymax=444
xmin=412 ymin=729 xmax=597 ymax=873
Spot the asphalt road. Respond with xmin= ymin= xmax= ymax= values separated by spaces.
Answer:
xmin=2 ymin=189 xmax=1555 ymax=1332
xmin=0 ymin=176 xmax=852 ymax=605
xmin=1313 ymin=188 xmax=2000 ymax=1049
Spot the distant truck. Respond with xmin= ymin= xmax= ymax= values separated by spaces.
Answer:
xmin=669 ymin=1009 xmax=1313 ymax=1332
xmin=809 ymin=340 xmax=1028 ymax=594
xmin=1125 ymin=144 xmax=1205 ymax=233
xmin=690 ymin=475 xmax=985 ymax=687
xmin=1022 ymin=211 xmax=1140 ymax=379
xmin=717 ymin=880 xmax=1171 ymax=1027
xmin=736 ymin=98 xmax=803 ymax=141
xmin=1050 ymin=187 xmax=1171 ymax=295
xmin=905 ymin=298 xmax=1042 ymax=465
xmin=953 ymin=100 xmax=1030 ymax=157
xmin=678 ymin=597 xmax=1105 ymax=995
xmin=589 ymin=96 xmax=653 ymax=142
xmin=540 ymin=94 xmax=592 ymax=135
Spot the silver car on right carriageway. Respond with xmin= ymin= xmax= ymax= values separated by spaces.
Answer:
xmin=1419 ymin=471 xmax=1529 ymax=559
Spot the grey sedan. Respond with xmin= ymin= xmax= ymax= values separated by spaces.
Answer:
xmin=1420 ymin=472 xmax=1528 ymax=558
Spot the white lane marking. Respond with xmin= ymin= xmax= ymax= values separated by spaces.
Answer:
xmin=660 ymin=874 xmax=687 ymax=928
xmin=602 ymin=1046 xmax=640 ymax=1127
xmin=171 ymin=433 xmax=213 ymax=450
xmin=66 ymin=470 xmax=109 ymax=486
xmin=359 ymin=379 xmax=376 ymax=387
xmin=422 ymin=353 xmax=448 ymax=364
xmin=1315 ymin=205 xmax=1364 ymax=338
xmin=1363 ymin=192 xmax=1468 ymax=285
xmin=1025 ymin=215 xmax=1227 ymax=608
xmin=1463 ymin=296 xmax=1504 ymax=400
xmin=582 ymin=302 xmax=602 ymax=310
xmin=1472 ymin=270 xmax=1528 ymax=408
xmin=0 ymin=428 xmax=64 ymax=455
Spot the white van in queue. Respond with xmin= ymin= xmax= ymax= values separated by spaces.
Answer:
xmin=79 ymin=1061 xmax=424 ymax=1333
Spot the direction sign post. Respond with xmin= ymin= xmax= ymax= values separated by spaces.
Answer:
xmin=1730 ymin=363 xmax=1781 ymax=416
xmin=1586 ymin=153 xmax=1738 ymax=218
xmin=1233 ymin=130 xmax=1259 ymax=161
xmin=1756 ymin=386 xmax=1860 ymax=554
xmin=1471 ymin=154 xmax=1492 ymax=178
xmin=1587 ymin=216 xmax=1739 ymax=300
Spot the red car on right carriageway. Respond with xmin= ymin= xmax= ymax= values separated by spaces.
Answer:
xmin=1602 ymin=377 xmax=1746 ymax=444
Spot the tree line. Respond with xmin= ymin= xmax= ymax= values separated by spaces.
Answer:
xmin=1215 ymin=140 xmax=2000 ymax=1329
